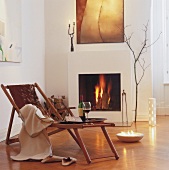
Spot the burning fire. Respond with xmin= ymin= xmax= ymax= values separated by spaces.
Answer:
xmin=120 ymin=130 xmax=135 ymax=136
xmin=95 ymin=74 xmax=112 ymax=109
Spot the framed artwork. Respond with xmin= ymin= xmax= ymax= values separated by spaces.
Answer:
xmin=76 ymin=0 xmax=124 ymax=44
xmin=0 ymin=0 xmax=22 ymax=62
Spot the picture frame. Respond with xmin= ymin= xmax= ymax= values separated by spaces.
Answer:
xmin=76 ymin=0 xmax=124 ymax=44
xmin=0 ymin=0 xmax=22 ymax=62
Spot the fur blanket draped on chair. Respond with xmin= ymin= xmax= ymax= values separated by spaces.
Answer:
xmin=11 ymin=104 xmax=54 ymax=161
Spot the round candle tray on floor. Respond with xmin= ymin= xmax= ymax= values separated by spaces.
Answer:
xmin=116 ymin=132 xmax=144 ymax=142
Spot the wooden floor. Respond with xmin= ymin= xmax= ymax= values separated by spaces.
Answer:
xmin=1 ymin=116 xmax=169 ymax=170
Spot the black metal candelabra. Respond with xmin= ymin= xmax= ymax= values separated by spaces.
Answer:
xmin=68 ymin=22 xmax=75 ymax=52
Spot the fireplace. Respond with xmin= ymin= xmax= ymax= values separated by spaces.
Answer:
xmin=68 ymin=50 xmax=133 ymax=122
xmin=79 ymin=73 xmax=121 ymax=111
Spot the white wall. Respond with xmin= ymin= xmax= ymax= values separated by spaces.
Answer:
xmin=0 ymin=0 xmax=155 ymax=142
xmin=0 ymin=0 xmax=45 ymax=141
xmin=44 ymin=0 xmax=72 ymax=100
xmin=45 ymin=0 xmax=152 ymax=121
xmin=152 ymin=0 xmax=169 ymax=115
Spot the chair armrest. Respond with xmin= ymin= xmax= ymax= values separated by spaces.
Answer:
xmin=68 ymin=107 xmax=76 ymax=109
xmin=51 ymin=122 xmax=115 ymax=129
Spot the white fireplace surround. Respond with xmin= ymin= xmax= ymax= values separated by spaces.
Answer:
xmin=68 ymin=50 xmax=133 ymax=122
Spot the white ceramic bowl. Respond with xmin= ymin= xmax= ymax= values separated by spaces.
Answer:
xmin=116 ymin=132 xmax=144 ymax=142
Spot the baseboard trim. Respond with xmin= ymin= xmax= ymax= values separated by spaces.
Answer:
xmin=136 ymin=114 xmax=149 ymax=121
xmin=157 ymin=107 xmax=169 ymax=115
xmin=0 ymin=123 xmax=22 ymax=142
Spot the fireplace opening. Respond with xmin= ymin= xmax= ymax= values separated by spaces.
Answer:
xmin=78 ymin=73 xmax=121 ymax=111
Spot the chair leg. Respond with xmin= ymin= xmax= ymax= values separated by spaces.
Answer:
xmin=101 ymin=126 xmax=119 ymax=160
xmin=67 ymin=129 xmax=81 ymax=148
xmin=73 ymin=128 xmax=91 ymax=164
xmin=6 ymin=107 xmax=16 ymax=145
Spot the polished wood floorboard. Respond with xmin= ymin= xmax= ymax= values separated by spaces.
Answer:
xmin=1 ymin=116 xmax=169 ymax=170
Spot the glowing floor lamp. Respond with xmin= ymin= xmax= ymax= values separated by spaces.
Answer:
xmin=148 ymin=98 xmax=156 ymax=126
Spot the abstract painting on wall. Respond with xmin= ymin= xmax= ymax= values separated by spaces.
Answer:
xmin=76 ymin=0 xmax=124 ymax=44
xmin=0 ymin=0 xmax=22 ymax=62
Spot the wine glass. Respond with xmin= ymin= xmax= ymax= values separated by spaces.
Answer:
xmin=82 ymin=102 xmax=91 ymax=122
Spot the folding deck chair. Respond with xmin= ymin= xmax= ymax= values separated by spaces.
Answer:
xmin=1 ymin=83 xmax=119 ymax=164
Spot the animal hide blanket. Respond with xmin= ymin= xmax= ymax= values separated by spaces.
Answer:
xmin=11 ymin=104 xmax=54 ymax=161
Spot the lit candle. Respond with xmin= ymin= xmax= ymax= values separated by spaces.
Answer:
xmin=73 ymin=22 xmax=75 ymax=33
xmin=69 ymin=20 xmax=70 ymax=27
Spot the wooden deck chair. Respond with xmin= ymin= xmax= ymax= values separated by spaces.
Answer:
xmin=1 ymin=83 xmax=119 ymax=164
xmin=1 ymin=83 xmax=65 ymax=145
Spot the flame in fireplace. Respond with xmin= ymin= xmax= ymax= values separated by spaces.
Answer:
xmin=100 ymin=74 xmax=106 ymax=91
xmin=95 ymin=85 xmax=99 ymax=103
xmin=95 ymin=74 xmax=112 ymax=109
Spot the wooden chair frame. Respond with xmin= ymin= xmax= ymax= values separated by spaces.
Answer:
xmin=1 ymin=83 xmax=119 ymax=164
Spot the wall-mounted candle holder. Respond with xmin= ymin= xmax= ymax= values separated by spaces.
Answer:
xmin=68 ymin=22 xmax=75 ymax=52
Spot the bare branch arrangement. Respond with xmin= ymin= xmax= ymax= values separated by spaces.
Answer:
xmin=124 ymin=21 xmax=161 ymax=122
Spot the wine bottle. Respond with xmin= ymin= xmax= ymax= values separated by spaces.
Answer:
xmin=78 ymin=95 xmax=85 ymax=121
